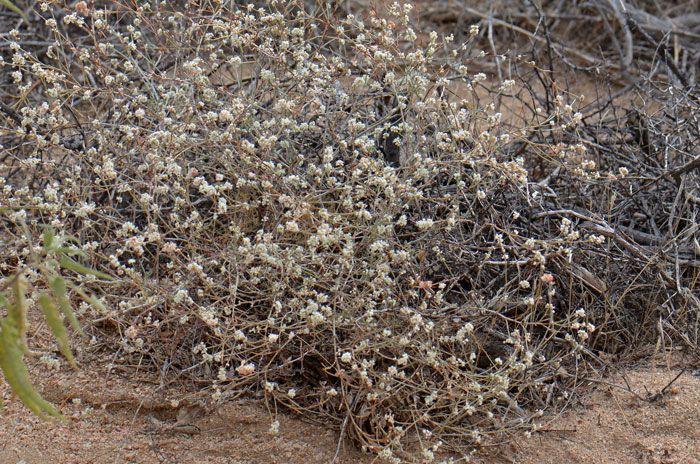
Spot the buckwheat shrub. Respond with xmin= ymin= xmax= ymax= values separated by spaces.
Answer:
xmin=0 ymin=0 xmax=607 ymax=460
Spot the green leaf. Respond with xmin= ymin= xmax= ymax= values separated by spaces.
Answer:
xmin=38 ymin=293 xmax=77 ymax=369
xmin=0 ymin=0 xmax=28 ymax=22
xmin=66 ymin=281 xmax=107 ymax=315
xmin=9 ymin=274 xmax=28 ymax=351
xmin=59 ymin=256 xmax=113 ymax=281
xmin=48 ymin=276 xmax=85 ymax=337
xmin=0 ymin=319 xmax=66 ymax=422
xmin=53 ymin=247 xmax=87 ymax=257
xmin=41 ymin=226 xmax=55 ymax=252
xmin=59 ymin=234 xmax=82 ymax=247
xmin=54 ymin=234 xmax=84 ymax=253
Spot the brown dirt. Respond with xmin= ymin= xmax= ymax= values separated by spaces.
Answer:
xmin=0 ymin=358 xmax=372 ymax=464
xmin=494 ymin=363 xmax=700 ymax=464
xmin=3 ymin=331 xmax=700 ymax=464
xmin=0 ymin=311 xmax=372 ymax=464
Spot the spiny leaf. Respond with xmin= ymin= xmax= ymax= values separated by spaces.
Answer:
xmin=38 ymin=293 xmax=77 ymax=369
xmin=48 ymin=275 xmax=85 ymax=337
xmin=0 ymin=319 xmax=66 ymax=422
xmin=59 ymin=256 xmax=113 ymax=280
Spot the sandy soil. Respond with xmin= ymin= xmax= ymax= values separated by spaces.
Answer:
xmin=500 ymin=364 xmax=700 ymax=464
xmin=2 ymin=341 xmax=700 ymax=464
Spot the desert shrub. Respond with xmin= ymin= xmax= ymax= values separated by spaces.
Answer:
xmin=1 ymin=0 xmax=697 ymax=461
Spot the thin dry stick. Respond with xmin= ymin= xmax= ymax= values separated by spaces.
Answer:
xmin=462 ymin=6 xmax=600 ymax=65
xmin=332 ymin=410 xmax=352 ymax=464
xmin=646 ymin=369 xmax=685 ymax=403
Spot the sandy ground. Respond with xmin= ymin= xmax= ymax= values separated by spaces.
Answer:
xmin=2 ymin=343 xmax=700 ymax=464
xmin=504 ymin=365 xmax=700 ymax=464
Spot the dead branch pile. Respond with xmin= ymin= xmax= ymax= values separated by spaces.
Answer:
xmin=423 ymin=0 xmax=700 ymax=85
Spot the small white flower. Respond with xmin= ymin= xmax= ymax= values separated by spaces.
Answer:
xmin=416 ymin=218 xmax=434 ymax=230
xmin=285 ymin=220 xmax=299 ymax=233
xmin=236 ymin=363 xmax=255 ymax=376
xmin=218 ymin=109 xmax=233 ymax=122
xmin=309 ymin=311 xmax=325 ymax=325
xmin=125 ymin=325 xmax=138 ymax=340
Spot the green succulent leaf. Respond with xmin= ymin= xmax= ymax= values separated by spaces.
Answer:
xmin=0 ymin=319 xmax=66 ymax=422
xmin=59 ymin=256 xmax=113 ymax=280
xmin=53 ymin=247 xmax=87 ymax=257
xmin=67 ymin=280 xmax=107 ymax=315
xmin=49 ymin=232 xmax=84 ymax=256
xmin=9 ymin=274 xmax=28 ymax=351
xmin=41 ymin=225 xmax=55 ymax=252
xmin=48 ymin=275 xmax=85 ymax=337
xmin=0 ymin=0 xmax=28 ymax=22
xmin=38 ymin=293 xmax=77 ymax=369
